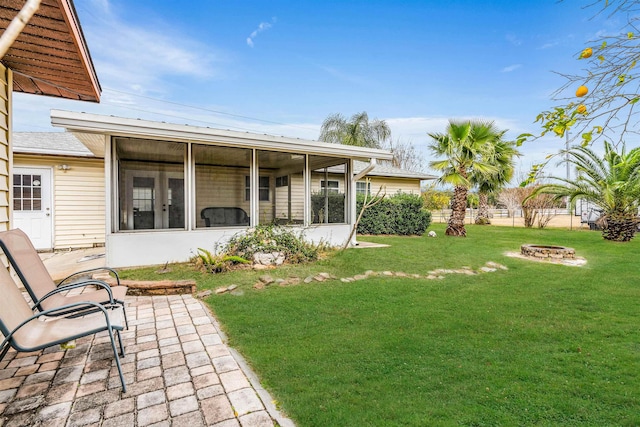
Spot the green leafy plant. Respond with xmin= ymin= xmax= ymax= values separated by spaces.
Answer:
xmin=195 ymin=248 xmax=250 ymax=273
xmin=225 ymin=225 xmax=328 ymax=264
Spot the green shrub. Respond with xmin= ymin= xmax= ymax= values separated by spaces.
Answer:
xmin=225 ymin=225 xmax=325 ymax=264
xmin=356 ymin=192 xmax=431 ymax=235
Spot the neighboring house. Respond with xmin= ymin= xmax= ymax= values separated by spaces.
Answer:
xmin=0 ymin=0 xmax=100 ymax=235
xmin=48 ymin=110 xmax=400 ymax=268
xmin=12 ymin=132 xmax=434 ymax=253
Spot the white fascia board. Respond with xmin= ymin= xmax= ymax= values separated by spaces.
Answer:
xmin=50 ymin=110 xmax=394 ymax=161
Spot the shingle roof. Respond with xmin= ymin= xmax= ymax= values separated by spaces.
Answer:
xmin=13 ymin=132 xmax=96 ymax=157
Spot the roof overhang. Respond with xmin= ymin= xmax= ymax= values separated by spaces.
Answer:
xmin=1 ymin=0 xmax=101 ymax=102
xmin=50 ymin=110 xmax=395 ymax=161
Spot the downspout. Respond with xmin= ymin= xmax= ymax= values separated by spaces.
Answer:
xmin=0 ymin=0 xmax=41 ymax=59
xmin=353 ymin=158 xmax=377 ymax=182
xmin=350 ymin=158 xmax=377 ymax=246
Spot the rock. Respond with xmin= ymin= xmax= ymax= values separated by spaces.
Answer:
xmin=253 ymin=264 xmax=270 ymax=270
xmin=486 ymin=262 xmax=508 ymax=270
xmin=259 ymin=275 xmax=275 ymax=285
xmin=253 ymin=282 xmax=265 ymax=290
xmin=318 ymin=272 xmax=332 ymax=279
xmin=304 ymin=276 xmax=314 ymax=284
xmin=426 ymin=275 xmax=437 ymax=280
xmin=254 ymin=252 xmax=285 ymax=266
xmin=340 ymin=278 xmax=350 ymax=283
xmin=428 ymin=230 xmax=437 ymax=237
xmin=313 ymin=275 xmax=326 ymax=282
xmin=480 ymin=267 xmax=497 ymax=273
xmin=227 ymin=284 xmax=238 ymax=291
xmin=215 ymin=287 xmax=228 ymax=294
xmin=364 ymin=270 xmax=375 ymax=276
xmin=196 ymin=290 xmax=213 ymax=298
xmin=382 ymin=271 xmax=394 ymax=276
xmin=288 ymin=277 xmax=301 ymax=285
xmin=411 ymin=274 xmax=422 ymax=279
xmin=395 ymin=272 xmax=408 ymax=277
xmin=353 ymin=274 xmax=367 ymax=281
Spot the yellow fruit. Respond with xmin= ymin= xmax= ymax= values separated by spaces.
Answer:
xmin=576 ymin=85 xmax=588 ymax=97
xmin=576 ymin=104 xmax=587 ymax=114
xmin=580 ymin=47 xmax=593 ymax=59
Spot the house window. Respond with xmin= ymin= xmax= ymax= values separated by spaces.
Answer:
xmin=246 ymin=176 xmax=270 ymax=201
xmin=276 ymin=176 xmax=289 ymax=187
xmin=13 ymin=174 xmax=42 ymax=211
xmin=320 ymin=180 xmax=339 ymax=194
xmin=356 ymin=181 xmax=371 ymax=196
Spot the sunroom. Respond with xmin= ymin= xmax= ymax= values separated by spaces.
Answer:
xmin=50 ymin=110 xmax=393 ymax=268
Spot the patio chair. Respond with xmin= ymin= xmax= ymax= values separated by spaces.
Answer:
xmin=0 ymin=264 xmax=127 ymax=392
xmin=0 ymin=229 xmax=128 ymax=326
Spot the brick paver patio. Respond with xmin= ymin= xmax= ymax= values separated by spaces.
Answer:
xmin=0 ymin=295 xmax=292 ymax=426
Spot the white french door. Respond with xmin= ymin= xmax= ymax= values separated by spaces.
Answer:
xmin=123 ymin=170 xmax=185 ymax=230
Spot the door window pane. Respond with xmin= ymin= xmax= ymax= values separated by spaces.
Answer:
xmin=13 ymin=174 xmax=42 ymax=212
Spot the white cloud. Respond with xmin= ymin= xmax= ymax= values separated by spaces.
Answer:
xmin=247 ymin=18 xmax=277 ymax=47
xmin=501 ymin=64 xmax=522 ymax=73
xmin=506 ymin=33 xmax=522 ymax=46
xmin=539 ymin=41 xmax=559 ymax=49
xmin=78 ymin=0 xmax=219 ymax=94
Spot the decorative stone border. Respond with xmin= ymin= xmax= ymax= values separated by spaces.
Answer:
xmin=96 ymin=274 xmax=197 ymax=296
xmin=212 ymin=261 xmax=509 ymax=294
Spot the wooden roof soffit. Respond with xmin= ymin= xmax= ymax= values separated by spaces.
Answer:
xmin=0 ymin=0 xmax=101 ymax=102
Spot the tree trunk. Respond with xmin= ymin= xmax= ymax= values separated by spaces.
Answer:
xmin=601 ymin=212 xmax=638 ymax=242
xmin=475 ymin=192 xmax=491 ymax=225
xmin=446 ymin=185 xmax=468 ymax=236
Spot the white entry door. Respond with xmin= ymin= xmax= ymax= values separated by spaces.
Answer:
xmin=13 ymin=167 xmax=53 ymax=250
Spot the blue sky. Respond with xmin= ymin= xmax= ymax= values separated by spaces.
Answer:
xmin=13 ymin=0 xmax=620 ymax=177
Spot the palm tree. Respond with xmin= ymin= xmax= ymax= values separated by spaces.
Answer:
xmin=319 ymin=112 xmax=391 ymax=148
xmin=428 ymin=120 xmax=502 ymax=236
xmin=529 ymin=142 xmax=640 ymax=241
xmin=472 ymin=139 xmax=520 ymax=225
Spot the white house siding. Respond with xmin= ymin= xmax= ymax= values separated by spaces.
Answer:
xmin=0 ymin=65 xmax=10 ymax=232
xmin=274 ymin=172 xmax=304 ymax=223
xmin=310 ymin=174 xmax=420 ymax=195
xmin=14 ymin=155 xmax=105 ymax=249
xmin=367 ymin=177 xmax=421 ymax=195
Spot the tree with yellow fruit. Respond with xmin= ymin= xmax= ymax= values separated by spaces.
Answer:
xmin=518 ymin=0 xmax=640 ymax=150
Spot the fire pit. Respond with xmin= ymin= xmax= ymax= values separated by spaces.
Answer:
xmin=520 ymin=244 xmax=575 ymax=260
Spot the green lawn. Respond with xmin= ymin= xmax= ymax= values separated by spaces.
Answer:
xmin=122 ymin=224 xmax=640 ymax=426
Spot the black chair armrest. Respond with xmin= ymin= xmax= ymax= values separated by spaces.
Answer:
xmin=34 ymin=280 xmax=115 ymax=309
xmin=58 ymin=267 xmax=120 ymax=287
